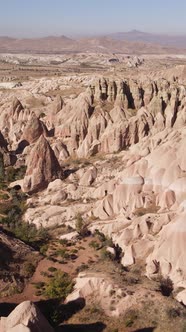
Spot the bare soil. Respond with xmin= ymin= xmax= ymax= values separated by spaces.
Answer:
xmin=0 ymin=236 xmax=98 ymax=304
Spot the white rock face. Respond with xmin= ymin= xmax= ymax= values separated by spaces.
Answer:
xmin=176 ymin=289 xmax=186 ymax=305
xmin=146 ymin=213 xmax=186 ymax=288
xmin=66 ymin=271 xmax=159 ymax=316
xmin=7 ymin=324 xmax=31 ymax=332
xmin=0 ymin=82 xmax=21 ymax=89
xmin=0 ymin=301 xmax=54 ymax=332
xmin=79 ymin=166 xmax=97 ymax=186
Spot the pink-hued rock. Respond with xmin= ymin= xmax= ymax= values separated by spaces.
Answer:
xmin=79 ymin=166 xmax=97 ymax=186
xmin=23 ymin=135 xmax=64 ymax=193
xmin=21 ymin=114 xmax=48 ymax=144
xmin=146 ymin=213 xmax=186 ymax=287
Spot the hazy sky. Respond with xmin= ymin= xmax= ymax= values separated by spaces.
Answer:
xmin=1 ymin=0 xmax=186 ymax=37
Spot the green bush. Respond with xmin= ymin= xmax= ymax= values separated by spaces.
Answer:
xmin=48 ymin=267 xmax=57 ymax=273
xmin=56 ymin=248 xmax=69 ymax=259
xmin=59 ymin=239 xmax=68 ymax=246
xmin=71 ymin=248 xmax=78 ymax=254
xmin=100 ymin=247 xmax=111 ymax=260
xmin=6 ymin=165 xmax=27 ymax=182
xmin=76 ymin=264 xmax=89 ymax=273
xmin=75 ymin=213 xmax=89 ymax=237
xmin=0 ymin=192 xmax=9 ymax=200
xmin=95 ymin=229 xmax=106 ymax=242
xmin=40 ymin=244 xmax=49 ymax=256
xmin=23 ymin=262 xmax=36 ymax=277
xmin=44 ymin=270 xmax=73 ymax=299
xmin=35 ymin=290 xmax=43 ymax=296
xmin=89 ymin=240 xmax=100 ymax=250
xmin=34 ymin=281 xmax=45 ymax=289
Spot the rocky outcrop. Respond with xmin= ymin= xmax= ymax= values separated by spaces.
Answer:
xmin=0 ymin=301 xmax=54 ymax=332
xmin=21 ymin=114 xmax=48 ymax=145
xmin=1 ymin=71 xmax=186 ymax=309
xmin=66 ymin=271 xmax=155 ymax=317
xmin=52 ymin=140 xmax=69 ymax=164
xmin=146 ymin=212 xmax=186 ymax=306
xmin=23 ymin=135 xmax=64 ymax=193
xmin=0 ymin=131 xmax=14 ymax=167
xmin=79 ymin=166 xmax=97 ymax=186
xmin=11 ymin=97 xmax=24 ymax=116
xmin=52 ymin=77 xmax=186 ymax=157
xmin=0 ymin=97 xmax=34 ymax=150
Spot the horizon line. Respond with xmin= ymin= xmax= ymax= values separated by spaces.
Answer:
xmin=1 ymin=30 xmax=186 ymax=39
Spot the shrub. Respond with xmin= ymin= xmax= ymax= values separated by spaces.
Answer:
xmin=76 ymin=264 xmax=89 ymax=273
xmin=75 ymin=213 xmax=89 ymax=237
xmin=95 ymin=229 xmax=106 ymax=242
xmin=6 ymin=165 xmax=27 ymax=182
xmin=48 ymin=267 xmax=57 ymax=273
xmin=0 ymin=192 xmax=9 ymax=200
xmin=14 ymin=222 xmax=38 ymax=243
xmin=159 ymin=276 xmax=173 ymax=297
xmin=100 ymin=247 xmax=111 ymax=260
xmin=40 ymin=271 xmax=49 ymax=277
xmin=89 ymin=240 xmax=100 ymax=250
xmin=59 ymin=239 xmax=68 ymax=246
xmin=35 ymin=290 xmax=43 ymax=296
xmin=44 ymin=270 xmax=73 ymax=299
xmin=34 ymin=281 xmax=45 ymax=289
xmin=40 ymin=244 xmax=49 ymax=256
xmin=23 ymin=262 xmax=36 ymax=277
xmin=56 ymin=248 xmax=69 ymax=259
xmin=70 ymin=248 xmax=78 ymax=254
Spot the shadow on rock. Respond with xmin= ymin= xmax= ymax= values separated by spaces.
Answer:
xmin=55 ymin=322 xmax=106 ymax=332
xmin=36 ymin=298 xmax=86 ymax=326
xmin=0 ymin=302 xmax=17 ymax=316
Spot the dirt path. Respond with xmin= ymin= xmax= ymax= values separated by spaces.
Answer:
xmin=0 ymin=237 xmax=99 ymax=304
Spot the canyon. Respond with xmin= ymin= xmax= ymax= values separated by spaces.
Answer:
xmin=0 ymin=49 xmax=186 ymax=331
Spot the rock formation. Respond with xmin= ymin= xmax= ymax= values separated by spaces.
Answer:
xmin=23 ymin=135 xmax=64 ymax=193
xmin=52 ymin=77 xmax=186 ymax=157
xmin=1 ymin=64 xmax=186 ymax=314
xmin=21 ymin=114 xmax=48 ymax=144
xmin=0 ymin=301 xmax=54 ymax=332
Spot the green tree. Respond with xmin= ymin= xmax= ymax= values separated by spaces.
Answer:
xmin=75 ymin=213 xmax=89 ymax=237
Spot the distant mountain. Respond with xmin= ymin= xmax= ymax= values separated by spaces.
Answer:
xmin=108 ymin=30 xmax=186 ymax=48
xmin=0 ymin=34 xmax=185 ymax=54
xmin=0 ymin=35 xmax=77 ymax=53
